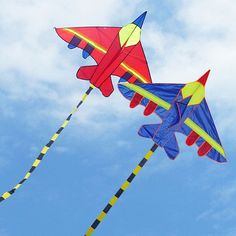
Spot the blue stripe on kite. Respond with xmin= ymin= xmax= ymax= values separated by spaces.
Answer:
xmin=68 ymin=36 xmax=81 ymax=49
xmin=82 ymin=44 xmax=94 ymax=59
xmin=121 ymin=72 xmax=132 ymax=81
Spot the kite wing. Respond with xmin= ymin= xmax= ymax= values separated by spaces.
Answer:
xmin=118 ymin=82 xmax=184 ymax=117
xmin=55 ymin=27 xmax=120 ymax=63
xmin=179 ymin=99 xmax=226 ymax=163
xmin=114 ymin=42 xmax=152 ymax=83
xmin=55 ymin=27 xmax=152 ymax=83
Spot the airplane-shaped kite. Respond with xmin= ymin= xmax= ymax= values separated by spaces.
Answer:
xmin=55 ymin=11 xmax=152 ymax=96
xmin=118 ymin=70 xmax=226 ymax=163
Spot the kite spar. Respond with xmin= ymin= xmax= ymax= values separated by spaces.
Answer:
xmin=0 ymin=85 xmax=94 ymax=203
xmin=0 ymin=12 xmax=152 ymax=203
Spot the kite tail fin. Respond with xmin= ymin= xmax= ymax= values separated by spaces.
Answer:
xmin=77 ymin=65 xmax=97 ymax=81
xmin=139 ymin=124 xmax=179 ymax=160
xmin=99 ymin=78 xmax=114 ymax=97
xmin=77 ymin=66 xmax=113 ymax=97
xmin=138 ymin=124 xmax=160 ymax=138
xmin=162 ymin=134 xmax=180 ymax=160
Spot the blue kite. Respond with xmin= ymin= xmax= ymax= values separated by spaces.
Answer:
xmin=118 ymin=70 xmax=226 ymax=163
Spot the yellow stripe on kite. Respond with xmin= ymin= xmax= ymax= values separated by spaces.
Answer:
xmin=121 ymin=83 xmax=171 ymax=110
xmin=64 ymin=28 xmax=107 ymax=53
xmin=120 ymin=63 xmax=148 ymax=83
xmin=184 ymin=118 xmax=226 ymax=157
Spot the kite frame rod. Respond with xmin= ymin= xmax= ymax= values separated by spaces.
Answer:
xmin=84 ymin=143 xmax=158 ymax=236
xmin=0 ymin=84 xmax=94 ymax=203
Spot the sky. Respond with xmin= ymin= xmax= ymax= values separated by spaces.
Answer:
xmin=0 ymin=0 xmax=236 ymax=235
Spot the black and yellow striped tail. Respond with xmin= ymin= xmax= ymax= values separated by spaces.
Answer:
xmin=0 ymin=85 xmax=94 ymax=203
xmin=84 ymin=143 xmax=158 ymax=236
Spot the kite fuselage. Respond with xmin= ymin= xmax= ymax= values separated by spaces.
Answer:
xmin=90 ymin=35 xmax=137 ymax=87
xmin=154 ymin=95 xmax=196 ymax=147
xmin=153 ymin=79 xmax=206 ymax=147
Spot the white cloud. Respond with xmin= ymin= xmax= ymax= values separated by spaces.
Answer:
xmin=196 ymin=176 xmax=236 ymax=228
xmin=0 ymin=0 xmax=235 ymax=139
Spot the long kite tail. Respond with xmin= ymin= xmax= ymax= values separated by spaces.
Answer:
xmin=84 ymin=143 xmax=158 ymax=236
xmin=0 ymin=85 xmax=94 ymax=203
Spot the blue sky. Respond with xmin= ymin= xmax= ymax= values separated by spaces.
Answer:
xmin=0 ymin=0 xmax=236 ymax=235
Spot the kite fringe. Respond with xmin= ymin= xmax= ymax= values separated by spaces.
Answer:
xmin=0 ymin=85 xmax=94 ymax=203
xmin=84 ymin=143 xmax=158 ymax=236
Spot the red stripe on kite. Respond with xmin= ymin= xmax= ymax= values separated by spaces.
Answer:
xmin=198 ymin=142 xmax=212 ymax=156
xmin=130 ymin=93 xmax=143 ymax=108
xmin=186 ymin=131 xmax=200 ymax=146
xmin=144 ymin=101 xmax=158 ymax=116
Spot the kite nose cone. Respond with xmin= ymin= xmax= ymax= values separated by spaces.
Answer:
xmin=133 ymin=11 xmax=147 ymax=28
xmin=198 ymin=70 xmax=210 ymax=86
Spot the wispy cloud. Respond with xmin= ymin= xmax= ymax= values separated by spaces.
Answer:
xmin=1 ymin=0 xmax=235 ymax=137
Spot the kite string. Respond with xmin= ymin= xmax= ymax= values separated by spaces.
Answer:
xmin=0 ymin=84 xmax=95 ymax=203
xmin=84 ymin=143 xmax=158 ymax=236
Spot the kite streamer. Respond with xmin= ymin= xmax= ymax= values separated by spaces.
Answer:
xmin=0 ymin=85 xmax=94 ymax=203
xmin=84 ymin=144 xmax=158 ymax=236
